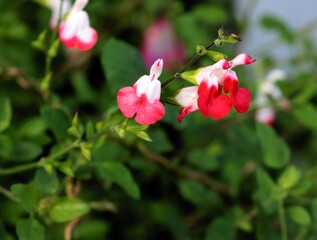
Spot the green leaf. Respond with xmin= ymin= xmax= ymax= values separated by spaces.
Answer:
xmin=0 ymin=137 xmax=42 ymax=162
xmin=311 ymin=198 xmax=317 ymax=221
xmin=41 ymin=106 xmax=71 ymax=139
xmin=19 ymin=117 xmax=46 ymax=137
xmin=277 ymin=166 xmax=301 ymax=190
xmin=16 ymin=218 xmax=45 ymax=240
xmin=287 ymin=206 xmax=311 ymax=225
xmin=256 ymin=122 xmax=290 ymax=169
xmin=126 ymin=125 xmax=152 ymax=142
xmin=0 ymin=223 xmax=7 ymax=240
xmin=80 ymin=142 xmax=93 ymax=161
xmin=32 ymin=168 xmax=59 ymax=195
xmin=31 ymin=30 xmax=47 ymax=52
xmin=255 ymin=168 xmax=279 ymax=202
xmin=49 ymin=197 xmax=90 ymax=223
xmin=101 ymin=38 xmax=147 ymax=96
xmin=178 ymin=180 xmax=219 ymax=206
xmin=40 ymin=72 xmax=52 ymax=91
xmin=0 ymin=96 xmax=12 ymax=132
xmin=11 ymin=184 xmax=40 ymax=214
xmin=47 ymin=38 xmax=59 ymax=58
xmin=150 ymin=202 xmax=188 ymax=240
xmin=293 ymin=104 xmax=317 ymax=132
xmin=188 ymin=148 xmax=219 ymax=171
xmin=75 ymin=219 xmax=110 ymax=240
xmin=96 ymin=162 xmax=140 ymax=199
xmin=71 ymin=73 xmax=96 ymax=103
xmin=260 ymin=15 xmax=295 ymax=43
xmin=205 ymin=217 xmax=235 ymax=240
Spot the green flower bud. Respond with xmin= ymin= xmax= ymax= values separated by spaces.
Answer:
xmin=206 ymin=50 xmax=227 ymax=62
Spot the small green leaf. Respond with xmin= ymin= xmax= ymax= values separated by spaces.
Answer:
xmin=236 ymin=219 xmax=252 ymax=232
xmin=40 ymin=72 xmax=52 ymax=91
xmin=80 ymin=142 xmax=93 ymax=161
xmin=49 ymin=197 xmax=90 ymax=223
xmin=205 ymin=217 xmax=235 ymax=240
xmin=47 ymin=38 xmax=60 ymax=57
xmin=293 ymin=104 xmax=317 ymax=132
xmin=32 ymin=168 xmax=59 ymax=195
xmin=41 ymin=106 xmax=71 ymax=139
xmin=287 ymin=206 xmax=311 ymax=225
xmin=67 ymin=126 xmax=82 ymax=138
xmin=71 ymin=112 xmax=79 ymax=128
xmin=0 ymin=96 xmax=12 ymax=132
xmin=278 ymin=166 xmax=301 ymax=190
xmin=126 ymin=125 xmax=152 ymax=142
xmin=255 ymin=168 xmax=278 ymax=202
xmin=97 ymin=162 xmax=140 ymax=199
xmin=16 ymin=218 xmax=45 ymax=240
xmin=0 ymin=139 xmax=42 ymax=162
xmin=31 ymin=30 xmax=47 ymax=52
xmin=256 ymin=122 xmax=290 ymax=169
xmin=11 ymin=184 xmax=40 ymax=214
xmin=178 ymin=180 xmax=218 ymax=206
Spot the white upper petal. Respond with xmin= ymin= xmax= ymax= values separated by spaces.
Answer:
xmin=61 ymin=10 xmax=90 ymax=39
xmin=196 ymin=59 xmax=230 ymax=84
xmin=149 ymin=59 xmax=163 ymax=80
xmin=73 ymin=0 xmax=89 ymax=11
xmin=146 ymin=79 xmax=161 ymax=102
xmin=175 ymin=86 xmax=198 ymax=107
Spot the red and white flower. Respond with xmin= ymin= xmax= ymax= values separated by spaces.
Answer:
xmin=117 ymin=59 xmax=165 ymax=125
xmin=255 ymin=69 xmax=287 ymax=125
xmin=175 ymin=54 xmax=254 ymax=123
xmin=58 ymin=0 xmax=98 ymax=51
xmin=49 ymin=0 xmax=71 ymax=29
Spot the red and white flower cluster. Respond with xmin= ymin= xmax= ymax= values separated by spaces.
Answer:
xmin=117 ymin=54 xmax=254 ymax=125
xmin=50 ymin=0 xmax=98 ymax=51
xmin=175 ymin=54 xmax=254 ymax=123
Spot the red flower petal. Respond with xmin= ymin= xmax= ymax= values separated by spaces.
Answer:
xmin=117 ymin=87 xmax=140 ymax=118
xmin=232 ymin=87 xmax=251 ymax=113
xmin=59 ymin=23 xmax=77 ymax=48
xmin=197 ymin=79 xmax=220 ymax=117
xmin=209 ymin=94 xmax=232 ymax=119
xmin=223 ymin=71 xmax=238 ymax=94
xmin=135 ymin=95 xmax=165 ymax=125
xmin=76 ymin=28 xmax=98 ymax=51
xmin=177 ymin=105 xmax=196 ymax=123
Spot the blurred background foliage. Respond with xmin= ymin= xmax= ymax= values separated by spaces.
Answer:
xmin=1 ymin=0 xmax=317 ymax=239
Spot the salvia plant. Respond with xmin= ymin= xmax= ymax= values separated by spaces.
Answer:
xmin=1 ymin=0 xmax=317 ymax=240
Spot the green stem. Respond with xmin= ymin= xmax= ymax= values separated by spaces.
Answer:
xmin=0 ymin=162 xmax=39 ymax=176
xmin=51 ymin=141 xmax=79 ymax=159
xmin=161 ymin=41 xmax=215 ymax=87
xmin=43 ymin=0 xmax=65 ymax=87
xmin=278 ymin=199 xmax=288 ymax=240
xmin=0 ymin=185 xmax=19 ymax=202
